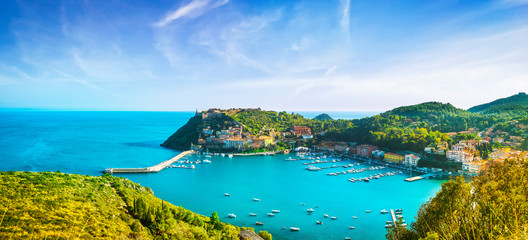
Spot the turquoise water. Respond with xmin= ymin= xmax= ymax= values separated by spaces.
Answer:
xmin=0 ymin=111 xmax=443 ymax=240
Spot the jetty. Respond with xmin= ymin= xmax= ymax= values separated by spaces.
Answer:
xmin=390 ymin=209 xmax=398 ymax=227
xmin=404 ymin=176 xmax=424 ymax=182
xmin=103 ymin=150 xmax=195 ymax=174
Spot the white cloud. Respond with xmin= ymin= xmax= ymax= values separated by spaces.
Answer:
xmin=154 ymin=0 xmax=229 ymax=27
xmin=339 ymin=0 xmax=350 ymax=33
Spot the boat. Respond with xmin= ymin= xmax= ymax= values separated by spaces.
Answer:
xmin=380 ymin=209 xmax=389 ymax=214
xmin=253 ymin=198 xmax=260 ymax=202
xmin=256 ymin=222 xmax=264 ymax=225
xmin=220 ymin=153 xmax=225 ymax=157
xmin=301 ymin=203 xmax=305 ymax=206
xmin=331 ymin=216 xmax=337 ymax=220
xmin=272 ymin=210 xmax=280 ymax=213
xmin=290 ymin=227 xmax=300 ymax=231
xmin=366 ymin=210 xmax=372 ymax=213
xmin=352 ymin=216 xmax=358 ymax=219
xmin=397 ymin=215 xmax=404 ymax=219
xmin=316 ymin=221 xmax=323 ymax=225
xmin=268 ymin=213 xmax=275 ymax=217
xmin=249 ymin=213 xmax=257 ymax=216
xmin=224 ymin=193 xmax=230 ymax=197
xmin=228 ymin=213 xmax=236 ymax=218
xmin=203 ymin=160 xmax=211 ymax=163
xmin=345 ymin=237 xmax=352 ymax=240
xmin=324 ymin=214 xmax=329 ymax=218
xmin=400 ymin=223 xmax=408 ymax=227
xmin=307 ymin=208 xmax=314 ymax=212
xmin=228 ymin=154 xmax=233 ymax=158
xmin=349 ymin=226 xmax=355 ymax=229
xmin=385 ymin=224 xmax=393 ymax=228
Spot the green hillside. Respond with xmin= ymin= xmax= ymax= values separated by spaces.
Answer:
xmin=387 ymin=158 xmax=528 ymax=239
xmin=0 ymin=171 xmax=257 ymax=239
xmin=468 ymin=92 xmax=528 ymax=115
xmin=313 ymin=113 xmax=334 ymax=121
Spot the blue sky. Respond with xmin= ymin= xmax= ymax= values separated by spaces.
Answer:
xmin=0 ymin=0 xmax=527 ymax=111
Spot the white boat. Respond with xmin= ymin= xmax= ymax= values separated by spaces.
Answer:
xmin=316 ymin=221 xmax=323 ymax=225
xmin=307 ymin=208 xmax=314 ymax=212
xmin=380 ymin=209 xmax=389 ymax=214
xmin=349 ymin=226 xmax=355 ymax=229
xmin=366 ymin=210 xmax=372 ymax=213
xmin=203 ymin=160 xmax=211 ymax=163
xmin=400 ymin=223 xmax=408 ymax=227
xmin=221 ymin=153 xmax=225 ymax=157
xmin=256 ymin=221 xmax=264 ymax=225
xmin=272 ymin=210 xmax=280 ymax=213
xmin=224 ymin=193 xmax=230 ymax=197
xmin=331 ymin=216 xmax=337 ymax=220
xmin=228 ymin=213 xmax=236 ymax=218
xmin=228 ymin=154 xmax=233 ymax=158
xmin=252 ymin=198 xmax=260 ymax=202
xmin=268 ymin=213 xmax=275 ymax=217
xmin=385 ymin=224 xmax=393 ymax=228
xmin=352 ymin=216 xmax=358 ymax=219
xmin=249 ymin=213 xmax=257 ymax=216
xmin=290 ymin=227 xmax=300 ymax=231
xmin=324 ymin=214 xmax=329 ymax=218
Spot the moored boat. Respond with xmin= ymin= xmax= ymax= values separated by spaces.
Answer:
xmin=228 ymin=213 xmax=236 ymax=218
xmin=268 ymin=213 xmax=275 ymax=217
xmin=256 ymin=221 xmax=264 ymax=225
xmin=290 ymin=227 xmax=300 ymax=231
xmin=324 ymin=214 xmax=329 ymax=218
xmin=249 ymin=213 xmax=257 ymax=216
xmin=252 ymin=198 xmax=260 ymax=202
xmin=316 ymin=221 xmax=323 ymax=225
xmin=272 ymin=210 xmax=280 ymax=213
xmin=224 ymin=193 xmax=230 ymax=197
xmin=307 ymin=208 xmax=314 ymax=212
xmin=331 ymin=216 xmax=337 ymax=220
xmin=380 ymin=209 xmax=389 ymax=214
xmin=366 ymin=210 xmax=372 ymax=213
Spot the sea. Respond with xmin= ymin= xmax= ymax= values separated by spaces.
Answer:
xmin=0 ymin=111 xmax=443 ymax=240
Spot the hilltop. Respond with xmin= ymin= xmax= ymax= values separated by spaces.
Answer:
xmin=0 ymin=171 xmax=263 ymax=239
xmin=313 ymin=113 xmax=334 ymax=121
xmin=468 ymin=92 xmax=528 ymax=115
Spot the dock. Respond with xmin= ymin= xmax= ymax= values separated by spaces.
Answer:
xmin=404 ymin=176 xmax=424 ymax=182
xmin=390 ymin=209 xmax=398 ymax=228
xmin=103 ymin=150 xmax=194 ymax=174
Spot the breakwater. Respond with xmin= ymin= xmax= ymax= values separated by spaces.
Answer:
xmin=103 ymin=150 xmax=194 ymax=174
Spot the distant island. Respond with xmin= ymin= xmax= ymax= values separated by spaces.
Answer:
xmin=162 ymin=93 xmax=528 ymax=172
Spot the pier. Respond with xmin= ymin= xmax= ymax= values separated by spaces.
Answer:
xmin=390 ymin=209 xmax=398 ymax=228
xmin=103 ymin=150 xmax=195 ymax=174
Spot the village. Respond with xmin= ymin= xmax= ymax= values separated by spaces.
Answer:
xmin=193 ymin=109 xmax=528 ymax=176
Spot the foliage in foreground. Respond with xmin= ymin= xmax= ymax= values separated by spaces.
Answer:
xmin=387 ymin=158 xmax=528 ymax=240
xmin=0 ymin=171 xmax=251 ymax=239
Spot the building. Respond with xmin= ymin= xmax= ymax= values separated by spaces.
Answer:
xmin=291 ymin=126 xmax=312 ymax=137
xmin=384 ymin=152 xmax=404 ymax=163
xmin=424 ymin=147 xmax=433 ymax=154
xmin=223 ymin=138 xmax=248 ymax=150
xmin=334 ymin=142 xmax=348 ymax=152
xmin=404 ymin=154 xmax=420 ymax=167
xmin=462 ymin=161 xmax=488 ymax=175
xmin=259 ymin=136 xmax=274 ymax=146
xmin=446 ymin=150 xmax=474 ymax=163
xmin=356 ymin=145 xmax=378 ymax=157
xmin=372 ymin=150 xmax=385 ymax=158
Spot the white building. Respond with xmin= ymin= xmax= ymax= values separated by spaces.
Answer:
xmin=446 ymin=150 xmax=474 ymax=163
xmin=404 ymin=154 xmax=420 ymax=167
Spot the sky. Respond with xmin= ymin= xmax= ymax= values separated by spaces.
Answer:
xmin=0 ymin=0 xmax=527 ymax=112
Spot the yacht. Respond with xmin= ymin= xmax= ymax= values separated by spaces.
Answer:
xmin=220 ymin=153 xmax=225 ymax=157
xmin=290 ymin=227 xmax=300 ymax=231
xmin=228 ymin=213 xmax=236 ymax=218
xmin=228 ymin=154 xmax=233 ymax=158
xmin=224 ymin=193 xmax=230 ymax=197
xmin=307 ymin=208 xmax=314 ymax=212
xmin=331 ymin=216 xmax=337 ymax=220
xmin=268 ymin=213 xmax=275 ymax=217
xmin=385 ymin=224 xmax=393 ymax=228
xmin=249 ymin=213 xmax=257 ymax=216
xmin=349 ymin=226 xmax=355 ymax=229
xmin=256 ymin=222 xmax=264 ymax=225
xmin=272 ymin=210 xmax=280 ymax=213
xmin=380 ymin=209 xmax=389 ymax=214
xmin=316 ymin=221 xmax=323 ymax=225
xmin=203 ymin=160 xmax=211 ymax=163
xmin=352 ymin=216 xmax=358 ymax=219
xmin=324 ymin=214 xmax=329 ymax=218
xmin=366 ymin=210 xmax=372 ymax=213
xmin=252 ymin=198 xmax=260 ymax=202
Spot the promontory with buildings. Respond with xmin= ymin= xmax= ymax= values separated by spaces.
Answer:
xmin=162 ymin=93 xmax=528 ymax=176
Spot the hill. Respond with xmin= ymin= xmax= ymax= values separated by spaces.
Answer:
xmin=468 ymin=92 xmax=528 ymax=115
xmin=0 ymin=171 xmax=261 ymax=239
xmin=387 ymin=158 xmax=528 ymax=239
xmin=384 ymin=101 xmax=469 ymax=117
xmin=313 ymin=113 xmax=334 ymax=121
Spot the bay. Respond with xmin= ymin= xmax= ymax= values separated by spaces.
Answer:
xmin=0 ymin=111 xmax=443 ymax=239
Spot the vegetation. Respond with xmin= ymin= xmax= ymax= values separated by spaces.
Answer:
xmin=0 ymin=171 xmax=254 ymax=239
xmin=387 ymin=158 xmax=528 ymax=239
xmin=313 ymin=113 xmax=334 ymax=121
xmin=468 ymin=92 xmax=528 ymax=116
